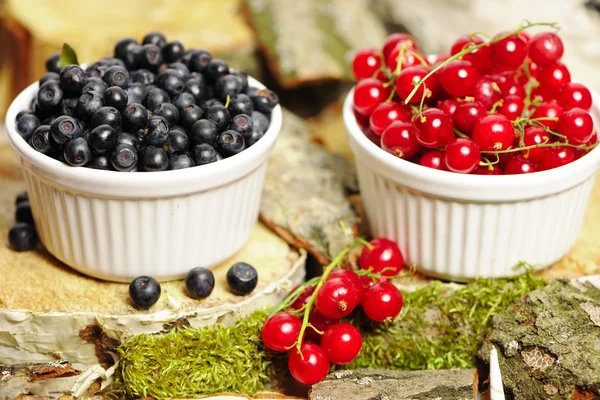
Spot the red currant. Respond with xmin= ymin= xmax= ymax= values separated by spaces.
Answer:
xmin=474 ymin=164 xmax=503 ymax=175
xmin=359 ymin=275 xmax=387 ymax=293
xmin=538 ymin=147 xmax=579 ymax=170
xmin=490 ymin=34 xmax=527 ymax=71
xmin=531 ymin=102 xmax=563 ymax=131
xmin=557 ymin=83 xmax=592 ymax=111
xmin=439 ymin=60 xmax=479 ymax=97
xmin=427 ymin=52 xmax=450 ymax=66
xmin=537 ymin=62 xmax=571 ymax=90
xmin=453 ymin=101 xmax=486 ymax=136
xmin=291 ymin=285 xmax=316 ymax=310
xmin=362 ymin=281 xmax=404 ymax=322
xmin=450 ymin=34 xmax=491 ymax=73
xmin=437 ymin=99 xmax=459 ymax=116
xmin=474 ymin=77 xmax=503 ymax=110
xmin=444 ymin=137 xmax=481 ymax=174
xmin=504 ymin=155 xmax=538 ymax=174
xmin=518 ymin=31 xmax=531 ymax=45
xmin=369 ymin=102 xmax=412 ymax=136
xmin=472 ymin=114 xmax=515 ymax=151
xmin=499 ymin=95 xmax=524 ymax=121
xmin=315 ymin=277 xmax=359 ymax=319
xmin=556 ymin=108 xmax=594 ymax=145
xmin=321 ymin=323 xmax=362 ymax=365
xmin=306 ymin=309 xmax=338 ymax=343
xmin=412 ymin=108 xmax=454 ymax=148
xmin=528 ymin=32 xmax=564 ymax=67
xmin=288 ymin=343 xmax=330 ymax=385
xmin=328 ymin=269 xmax=364 ymax=302
xmin=262 ymin=312 xmax=302 ymax=352
xmin=522 ymin=126 xmax=551 ymax=161
xmin=381 ymin=121 xmax=421 ymax=159
xmin=394 ymin=66 xmax=440 ymax=104
xmin=352 ymin=48 xmax=382 ymax=81
xmin=353 ymin=78 xmax=388 ymax=117
xmin=382 ymin=33 xmax=418 ymax=61
xmin=419 ymin=150 xmax=447 ymax=170
xmin=364 ymin=128 xmax=381 ymax=147
xmin=386 ymin=47 xmax=424 ymax=72
xmin=359 ymin=238 xmax=404 ymax=276
xmin=583 ymin=134 xmax=598 ymax=154
xmin=494 ymin=73 xmax=526 ymax=98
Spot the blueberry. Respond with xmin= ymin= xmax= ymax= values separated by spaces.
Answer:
xmin=172 ymin=92 xmax=196 ymax=111
xmin=37 ymin=81 xmax=63 ymax=110
xmin=251 ymin=89 xmax=279 ymax=113
xmin=99 ymin=57 xmax=126 ymax=67
xmin=168 ymin=62 xmax=190 ymax=79
xmin=125 ymin=83 xmax=144 ymax=105
xmin=129 ymin=276 xmax=161 ymax=309
xmin=163 ymin=40 xmax=185 ymax=63
xmin=45 ymin=52 xmax=61 ymax=73
xmin=217 ymin=130 xmax=245 ymax=157
xmin=60 ymin=97 xmax=79 ymax=117
xmin=201 ymin=98 xmax=223 ymax=110
xmin=228 ymin=93 xmax=254 ymax=116
xmin=59 ymin=65 xmax=85 ymax=96
xmin=226 ymin=262 xmax=258 ymax=295
xmin=29 ymin=125 xmax=53 ymax=154
xmin=104 ymin=86 xmax=128 ymax=111
xmin=185 ymin=267 xmax=215 ymax=299
xmin=193 ymin=143 xmax=220 ymax=165
xmin=230 ymin=114 xmax=253 ymax=139
xmin=122 ymin=103 xmax=148 ymax=132
xmin=41 ymin=115 xmax=56 ymax=126
xmin=144 ymin=88 xmax=170 ymax=112
xmin=15 ymin=192 xmax=28 ymax=206
xmin=16 ymin=114 xmax=41 ymax=141
xmin=187 ymin=72 xmax=205 ymax=84
xmin=85 ymin=62 xmax=110 ymax=79
xmin=246 ymin=128 xmax=265 ymax=147
xmin=131 ymin=69 xmax=155 ymax=85
xmin=143 ymin=115 xmax=169 ymax=146
xmin=102 ymin=66 xmax=129 ymax=89
xmin=142 ymin=32 xmax=166 ymax=48
xmin=164 ymin=129 xmax=188 ymax=154
xmin=50 ymin=116 xmax=80 ymax=145
xmin=156 ymin=69 xmax=184 ymax=97
xmin=87 ymin=155 xmax=110 ymax=170
xmin=40 ymin=72 xmax=60 ymax=86
xmin=183 ymin=79 xmax=208 ymax=103
xmin=116 ymin=131 xmax=140 ymax=149
xmin=76 ymin=90 xmax=104 ymax=120
xmin=230 ymin=70 xmax=249 ymax=93
xmin=141 ymin=146 xmax=169 ymax=171
xmin=15 ymin=201 xmax=34 ymax=225
xmin=82 ymin=77 xmax=108 ymax=95
xmin=251 ymin=111 xmax=270 ymax=134
xmin=110 ymin=143 xmax=138 ymax=171
xmin=205 ymin=59 xmax=229 ymax=82
xmin=136 ymin=44 xmax=163 ymax=71
xmin=16 ymin=110 xmax=31 ymax=120
xmin=91 ymin=106 xmax=122 ymax=131
xmin=89 ymin=124 xmax=118 ymax=154
xmin=188 ymin=50 xmax=212 ymax=73
xmin=190 ymin=119 xmax=218 ymax=146
xmin=215 ymin=74 xmax=243 ymax=102
xmin=178 ymin=105 xmax=203 ymax=129
xmin=153 ymin=102 xmax=179 ymax=127
xmin=169 ymin=153 xmax=194 ymax=170
xmin=114 ymin=38 xmax=140 ymax=69
xmin=64 ymin=137 xmax=92 ymax=166
xmin=206 ymin=105 xmax=231 ymax=131
xmin=8 ymin=223 xmax=37 ymax=252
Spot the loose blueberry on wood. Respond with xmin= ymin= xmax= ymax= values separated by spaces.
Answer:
xmin=185 ymin=267 xmax=215 ymax=299
xmin=15 ymin=192 xmax=28 ymax=206
xmin=129 ymin=276 xmax=161 ymax=309
xmin=8 ymin=223 xmax=37 ymax=252
xmin=226 ymin=262 xmax=258 ymax=295
xmin=15 ymin=201 xmax=34 ymax=225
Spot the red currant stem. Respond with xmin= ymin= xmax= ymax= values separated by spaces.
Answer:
xmin=394 ymin=44 xmax=407 ymax=75
xmin=407 ymin=48 xmax=429 ymax=67
xmin=489 ymin=99 xmax=504 ymax=114
xmin=382 ymin=81 xmax=394 ymax=88
xmin=386 ymin=87 xmax=397 ymax=102
xmin=224 ymin=95 xmax=231 ymax=109
xmin=529 ymin=120 xmax=567 ymax=140
xmin=417 ymin=81 xmax=429 ymax=116
xmin=307 ymin=323 xmax=324 ymax=335
xmin=521 ymin=79 xmax=540 ymax=118
xmin=403 ymin=21 xmax=559 ymax=104
xmin=454 ymin=129 xmax=469 ymax=138
xmin=356 ymin=237 xmax=373 ymax=249
xmin=269 ymin=277 xmax=320 ymax=317
xmin=481 ymin=141 xmax=596 ymax=155
xmin=479 ymin=154 xmax=500 ymax=167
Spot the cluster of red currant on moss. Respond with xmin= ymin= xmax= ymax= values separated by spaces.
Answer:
xmin=351 ymin=21 xmax=598 ymax=174
xmin=261 ymin=238 xmax=406 ymax=385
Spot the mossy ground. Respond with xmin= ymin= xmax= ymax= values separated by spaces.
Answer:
xmin=113 ymin=272 xmax=546 ymax=400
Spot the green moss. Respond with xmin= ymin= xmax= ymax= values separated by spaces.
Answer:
xmin=113 ymin=273 xmax=546 ymax=399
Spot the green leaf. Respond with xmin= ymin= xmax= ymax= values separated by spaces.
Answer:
xmin=59 ymin=43 xmax=79 ymax=68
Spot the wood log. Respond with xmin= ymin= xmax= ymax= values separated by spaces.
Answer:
xmin=0 ymin=361 xmax=80 ymax=399
xmin=309 ymin=369 xmax=477 ymax=400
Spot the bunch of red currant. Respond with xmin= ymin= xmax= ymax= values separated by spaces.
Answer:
xmin=261 ymin=238 xmax=406 ymax=385
xmin=351 ymin=22 xmax=598 ymax=175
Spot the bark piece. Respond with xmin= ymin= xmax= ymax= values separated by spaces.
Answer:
xmin=309 ymin=368 xmax=477 ymax=400
xmin=479 ymin=279 xmax=600 ymax=399
xmin=0 ymin=362 xmax=80 ymax=399
xmin=242 ymin=0 xmax=387 ymax=87
xmin=260 ymin=110 xmax=360 ymax=265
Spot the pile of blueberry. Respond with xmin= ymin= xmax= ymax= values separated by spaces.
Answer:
xmin=15 ymin=32 xmax=279 ymax=171
xmin=129 ymin=262 xmax=259 ymax=309
xmin=8 ymin=192 xmax=38 ymax=252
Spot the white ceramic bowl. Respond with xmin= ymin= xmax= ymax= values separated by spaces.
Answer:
xmin=344 ymin=89 xmax=600 ymax=281
xmin=6 ymin=76 xmax=282 ymax=282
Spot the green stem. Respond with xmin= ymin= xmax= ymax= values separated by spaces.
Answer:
xmin=269 ymin=276 xmax=319 ymax=317
xmin=482 ymin=141 xmax=596 ymax=155
xmin=454 ymin=129 xmax=469 ymax=138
